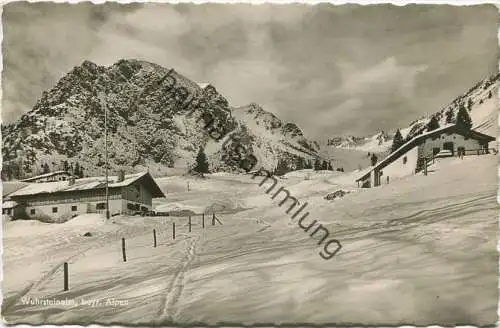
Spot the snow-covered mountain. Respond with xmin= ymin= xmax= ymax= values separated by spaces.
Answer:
xmin=327 ymin=131 xmax=390 ymax=153
xmin=327 ymin=72 xmax=499 ymax=153
xmin=1 ymin=59 xmax=320 ymax=180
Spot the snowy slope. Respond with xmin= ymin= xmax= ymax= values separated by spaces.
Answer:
xmin=227 ymin=104 xmax=320 ymax=171
xmin=2 ymin=154 xmax=497 ymax=325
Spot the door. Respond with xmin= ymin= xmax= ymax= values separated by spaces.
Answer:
xmin=432 ymin=147 xmax=440 ymax=156
xmin=457 ymin=147 xmax=465 ymax=156
xmin=443 ymin=142 xmax=454 ymax=156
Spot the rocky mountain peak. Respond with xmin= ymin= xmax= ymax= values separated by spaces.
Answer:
xmin=2 ymin=59 xmax=320 ymax=181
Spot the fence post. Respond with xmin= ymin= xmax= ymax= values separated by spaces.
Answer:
xmin=153 ymin=229 xmax=157 ymax=248
xmin=63 ymin=262 xmax=69 ymax=291
xmin=212 ymin=212 xmax=215 ymax=226
xmin=122 ymin=238 xmax=127 ymax=262
xmin=188 ymin=216 xmax=192 ymax=233
xmin=424 ymin=158 xmax=428 ymax=176
xmin=172 ymin=222 xmax=176 ymax=240
xmin=202 ymin=213 xmax=205 ymax=228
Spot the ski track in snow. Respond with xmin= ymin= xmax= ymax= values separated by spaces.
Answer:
xmin=156 ymin=233 xmax=201 ymax=323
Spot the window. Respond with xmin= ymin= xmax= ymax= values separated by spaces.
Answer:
xmin=52 ymin=207 xmax=58 ymax=213
xmin=30 ymin=209 xmax=35 ymax=215
xmin=62 ymin=177 xmax=66 ymax=181
xmin=403 ymin=156 xmax=407 ymax=164
xmin=96 ymin=203 xmax=106 ymax=210
xmin=71 ymin=205 xmax=77 ymax=211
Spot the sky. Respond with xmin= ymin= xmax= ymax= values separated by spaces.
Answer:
xmin=2 ymin=3 xmax=498 ymax=138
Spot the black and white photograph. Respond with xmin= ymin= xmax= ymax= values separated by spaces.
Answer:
xmin=1 ymin=2 xmax=498 ymax=326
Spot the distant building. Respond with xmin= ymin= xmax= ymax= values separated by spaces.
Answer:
xmin=21 ymin=171 xmax=73 ymax=183
xmin=7 ymin=171 xmax=166 ymax=221
xmin=2 ymin=200 xmax=21 ymax=219
xmin=356 ymin=124 xmax=496 ymax=188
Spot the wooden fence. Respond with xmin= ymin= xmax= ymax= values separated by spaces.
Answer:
xmin=59 ymin=212 xmax=223 ymax=292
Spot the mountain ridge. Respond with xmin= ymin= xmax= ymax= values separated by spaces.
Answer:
xmin=2 ymin=59 xmax=320 ymax=181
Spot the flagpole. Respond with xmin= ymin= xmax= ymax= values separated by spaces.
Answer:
xmin=105 ymin=96 xmax=110 ymax=220
xmin=100 ymin=91 xmax=110 ymax=221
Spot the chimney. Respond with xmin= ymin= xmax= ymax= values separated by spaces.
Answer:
xmin=68 ymin=175 xmax=76 ymax=186
xmin=117 ymin=170 xmax=125 ymax=183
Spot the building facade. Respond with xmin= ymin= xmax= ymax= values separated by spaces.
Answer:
xmin=356 ymin=124 xmax=495 ymax=188
xmin=7 ymin=171 xmax=165 ymax=222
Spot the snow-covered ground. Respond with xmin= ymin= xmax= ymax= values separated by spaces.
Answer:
xmin=2 ymin=154 xmax=497 ymax=325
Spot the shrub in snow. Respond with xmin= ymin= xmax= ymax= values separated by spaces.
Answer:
xmin=324 ymin=189 xmax=350 ymax=201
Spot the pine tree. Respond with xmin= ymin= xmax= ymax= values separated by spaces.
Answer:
xmin=305 ymin=160 xmax=312 ymax=169
xmin=321 ymin=160 xmax=328 ymax=170
xmin=42 ymin=163 xmax=50 ymax=174
xmin=426 ymin=116 xmax=440 ymax=132
xmin=313 ymin=158 xmax=322 ymax=171
xmin=370 ymin=153 xmax=378 ymax=166
xmin=467 ymin=98 xmax=473 ymax=111
xmin=194 ymin=147 xmax=209 ymax=177
xmin=488 ymin=90 xmax=492 ymax=99
xmin=445 ymin=109 xmax=454 ymax=124
xmin=74 ymin=162 xmax=81 ymax=177
xmin=456 ymin=103 xmax=473 ymax=130
xmin=275 ymin=159 xmax=289 ymax=176
xmin=327 ymin=162 xmax=333 ymax=171
xmin=3 ymin=163 xmax=12 ymax=180
xmin=63 ymin=160 xmax=70 ymax=172
xmin=391 ymin=129 xmax=404 ymax=152
xmin=295 ymin=159 xmax=304 ymax=170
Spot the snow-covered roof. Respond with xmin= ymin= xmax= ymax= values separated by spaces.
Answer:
xmin=21 ymin=170 xmax=72 ymax=182
xmin=356 ymin=124 xmax=495 ymax=181
xmin=2 ymin=200 xmax=18 ymax=208
xmin=9 ymin=171 xmax=165 ymax=198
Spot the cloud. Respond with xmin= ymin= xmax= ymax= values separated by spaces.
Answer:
xmin=338 ymin=57 xmax=428 ymax=99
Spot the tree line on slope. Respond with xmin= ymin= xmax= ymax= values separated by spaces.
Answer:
xmin=191 ymin=146 xmax=341 ymax=177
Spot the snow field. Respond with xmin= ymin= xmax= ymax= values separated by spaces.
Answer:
xmin=2 ymin=154 xmax=498 ymax=325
